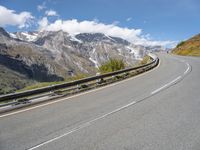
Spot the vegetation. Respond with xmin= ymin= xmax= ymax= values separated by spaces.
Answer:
xmin=176 ymin=41 xmax=185 ymax=48
xmin=137 ymin=55 xmax=152 ymax=65
xmin=0 ymin=65 xmax=33 ymax=95
xmin=17 ymin=81 xmax=63 ymax=92
xmin=18 ymin=73 xmax=89 ymax=92
xmin=98 ymin=58 xmax=125 ymax=73
xmin=68 ymin=73 xmax=88 ymax=81
xmin=172 ymin=34 xmax=200 ymax=56
xmin=3 ymin=56 xmax=153 ymax=94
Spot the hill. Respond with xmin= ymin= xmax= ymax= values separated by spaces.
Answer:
xmin=172 ymin=34 xmax=200 ymax=56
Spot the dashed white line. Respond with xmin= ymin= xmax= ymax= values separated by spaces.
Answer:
xmin=151 ymin=76 xmax=182 ymax=95
xmin=151 ymin=58 xmax=191 ymax=95
xmin=2 ymin=55 xmax=189 ymax=150
xmin=27 ymin=59 xmax=191 ymax=150
xmin=27 ymin=100 xmax=137 ymax=150
xmin=28 ymin=58 xmax=190 ymax=150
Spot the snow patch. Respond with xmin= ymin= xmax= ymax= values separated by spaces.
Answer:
xmin=89 ymin=48 xmax=99 ymax=68
xmin=117 ymin=48 xmax=123 ymax=56
xmin=89 ymin=57 xmax=98 ymax=68
xmin=105 ymin=34 xmax=116 ymax=42
xmin=126 ymin=46 xmax=142 ymax=60
xmin=21 ymin=32 xmax=38 ymax=42
xmin=9 ymin=33 xmax=17 ymax=39
xmin=69 ymin=35 xmax=82 ymax=43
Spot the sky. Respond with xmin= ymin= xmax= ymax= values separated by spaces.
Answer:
xmin=0 ymin=0 xmax=200 ymax=47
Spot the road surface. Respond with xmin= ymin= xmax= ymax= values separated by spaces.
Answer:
xmin=0 ymin=53 xmax=200 ymax=150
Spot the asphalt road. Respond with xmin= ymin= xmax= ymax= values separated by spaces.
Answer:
xmin=0 ymin=53 xmax=200 ymax=150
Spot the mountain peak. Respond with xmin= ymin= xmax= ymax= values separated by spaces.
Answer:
xmin=0 ymin=27 xmax=10 ymax=38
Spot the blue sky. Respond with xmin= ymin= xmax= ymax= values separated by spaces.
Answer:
xmin=0 ymin=0 xmax=200 ymax=46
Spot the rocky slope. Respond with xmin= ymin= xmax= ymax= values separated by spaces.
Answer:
xmin=0 ymin=27 xmax=161 ymax=94
xmin=11 ymin=30 xmax=148 ymax=73
xmin=0 ymin=64 xmax=34 ymax=95
xmin=172 ymin=34 xmax=200 ymax=56
xmin=0 ymin=28 xmax=66 ymax=94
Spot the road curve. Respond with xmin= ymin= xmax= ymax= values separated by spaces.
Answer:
xmin=0 ymin=52 xmax=200 ymax=150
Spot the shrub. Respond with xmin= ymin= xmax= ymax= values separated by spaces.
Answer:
xmin=139 ymin=55 xmax=152 ymax=65
xmin=99 ymin=58 xmax=125 ymax=73
xmin=176 ymin=41 xmax=185 ymax=48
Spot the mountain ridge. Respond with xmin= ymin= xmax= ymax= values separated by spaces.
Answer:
xmin=172 ymin=33 xmax=200 ymax=56
xmin=0 ymin=27 xmax=163 ymax=94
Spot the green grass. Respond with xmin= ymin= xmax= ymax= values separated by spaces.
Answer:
xmin=18 ymin=73 xmax=89 ymax=92
xmin=139 ymin=55 xmax=152 ymax=65
xmin=17 ymin=81 xmax=63 ymax=91
xmin=98 ymin=58 xmax=125 ymax=74
xmin=134 ymin=55 xmax=152 ymax=67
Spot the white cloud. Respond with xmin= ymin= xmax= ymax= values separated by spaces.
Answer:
xmin=38 ymin=18 xmax=176 ymax=47
xmin=38 ymin=17 xmax=49 ymax=29
xmin=45 ymin=10 xmax=58 ymax=16
xmin=126 ymin=17 xmax=132 ymax=22
xmin=39 ymin=19 xmax=141 ymax=39
xmin=37 ymin=2 xmax=46 ymax=11
xmin=0 ymin=5 xmax=34 ymax=28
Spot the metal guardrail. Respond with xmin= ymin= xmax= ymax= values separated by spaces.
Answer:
xmin=0 ymin=54 xmax=159 ymax=103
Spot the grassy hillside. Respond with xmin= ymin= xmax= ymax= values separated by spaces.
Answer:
xmin=18 ymin=73 xmax=89 ymax=92
xmin=172 ymin=34 xmax=200 ymax=56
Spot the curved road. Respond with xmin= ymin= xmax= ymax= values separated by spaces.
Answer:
xmin=0 ymin=53 xmax=200 ymax=150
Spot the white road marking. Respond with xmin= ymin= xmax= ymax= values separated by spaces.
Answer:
xmin=2 ymin=56 xmax=192 ymax=149
xmin=0 ymin=61 xmax=160 ymax=118
xmin=184 ymin=63 xmax=190 ymax=75
xmin=151 ymin=57 xmax=191 ymax=95
xmin=27 ymin=57 xmax=191 ymax=150
xmin=151 ymin=76 xmax=182 ymax=95
xmin=27 ymin=100 xmax=137 ymax=150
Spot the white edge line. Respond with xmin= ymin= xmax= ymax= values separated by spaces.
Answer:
xmin=151 ymin=58 xmax=191 ymax=95
xmin=184 ymin=63 xmax=190 ymax=75
xmin=28 ymin=57 xmax=191 ymax=149
xmin=151 ymin=76 xmax=182 ymax=95
xmin=2 ymin=56 xmax=191 ymax=149
xmin=27 ymin=101 xmax=137 ymax=150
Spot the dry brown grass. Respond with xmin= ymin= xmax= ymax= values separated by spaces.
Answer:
xmin=172 ymin=34 xmax=200 ymax=56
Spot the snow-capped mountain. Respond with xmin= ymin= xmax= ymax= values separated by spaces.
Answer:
xmin=1 ymin=28 xmax=145 ymax=83
xmin=10 ymin=30 xmax=146 ymax=68
xmin=10 ymin=31 xmax=39 ymax=42
xmin=38 ymin=31 xmax=145 ymax=66
xmin=0 ymin=27 xmax=164 ymax=94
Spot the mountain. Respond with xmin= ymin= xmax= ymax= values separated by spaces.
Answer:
xmin=12 ymin=30 xmax=146 ymax=68
xmin=172 ymin=34 xmax=200 ymax=56
xmin=0 ymin=28 xmax=66 ymax=94
xmin=10 ymin=31 xmax=38 ymax=42
xmin=0 ymin=27 xmax=161 ymax=94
